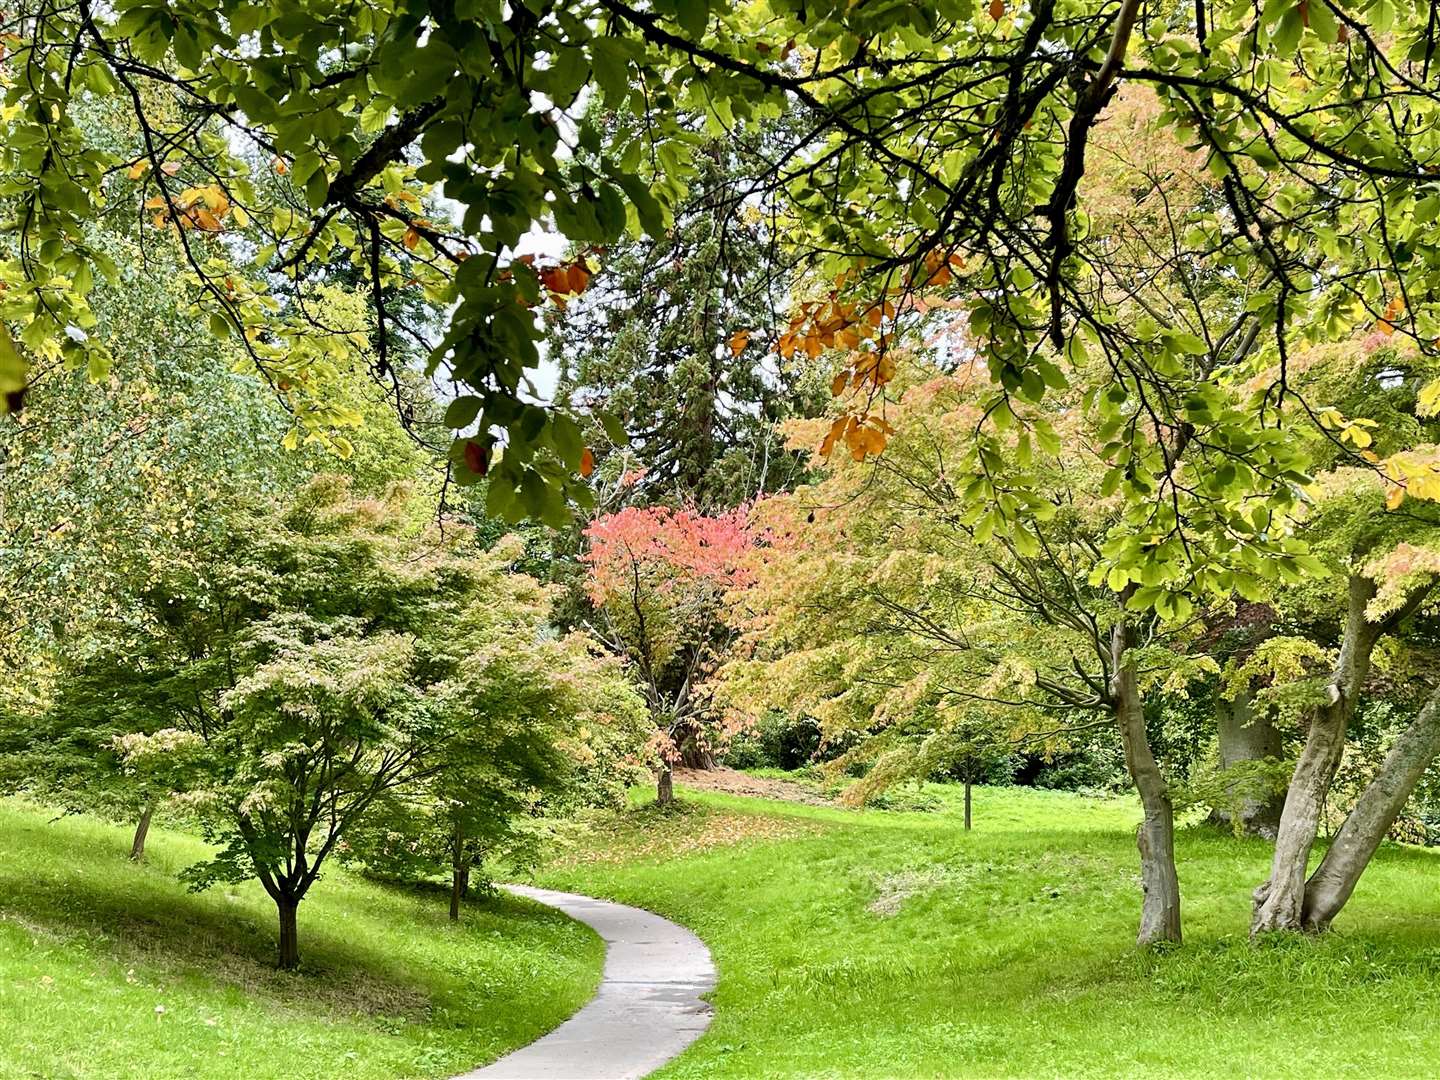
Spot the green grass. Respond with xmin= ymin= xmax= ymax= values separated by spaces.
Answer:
xmin=0 ymin=799 xmax=603 ymax=1080
xmin=533 ymin=781 xmax=1440 ymax=1079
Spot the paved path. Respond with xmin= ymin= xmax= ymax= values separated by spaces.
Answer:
xmin=455 ymin=885 xmax=716 ymax=1080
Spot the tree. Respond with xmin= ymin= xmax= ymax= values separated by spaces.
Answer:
xmin=54 ymin=476 xmax=578 ymax=969
xmin=0 ymin=235 xmax=434 ymax=852
xmin=343 ymin=579 xmax=649 ymax=921
xmin=551 ymin=118 xmax=824 ymax=509
xmin=726 ymin=351 xmax=1259 ymax=945
xmin=583 ymin=504 xmax=757 ymax=802
xmin=13 ymin=0 xmax=1440 ymax=554
xmin=1245 ymin=339 xmax=1440 ymax=933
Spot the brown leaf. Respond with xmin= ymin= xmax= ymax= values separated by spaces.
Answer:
xmin=580 ymin=447 xmax=596 ymax=477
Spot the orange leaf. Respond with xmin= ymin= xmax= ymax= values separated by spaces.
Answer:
xmin=729 ymin=330 xmax=750 ymax=356
xmin=580 ymin=447 xmax=596 ymax=477
xmin=830 ymin=370 xmax=848 ymax=397
xmin=143 ymin=195 xmax=167 ymax=210
xmin=125 ymin=161 xmax=147 ymax=180
xmin=989 ymin=0 xmax=1005 ymax=19
xmin=1386 ymin=484 xmax=1405 ymax=510
xmin=567 ymin=262 xmax=591 ymax=294
xmin=403 ymin=228 xmax=421 ymax=250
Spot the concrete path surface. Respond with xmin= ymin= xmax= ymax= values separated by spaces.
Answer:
xmin=455 ymin=884 xmax=716 ymax=1080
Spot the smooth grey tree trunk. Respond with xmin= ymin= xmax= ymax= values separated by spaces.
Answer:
xmin=1208 ymin=685 xmax=1283 ymax=839
xmin=1253 ymin=576 xmax=1385 ymax=934
xmin=1302 ymin=684 xmax=1440 ymax=930
xmin=657 ymin=766 xmax=674 ymax=805
xmin=129 ymin=805 xmax=153 ymax=862
xmin=1112 ymin=618 xmax=1181 ymax=946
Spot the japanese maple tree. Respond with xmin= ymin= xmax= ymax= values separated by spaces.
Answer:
xmin=582 ymin=505 xmax=757 ymax=802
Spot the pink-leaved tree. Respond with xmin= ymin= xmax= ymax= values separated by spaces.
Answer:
xmin=582 ymin=505 xmax=757 ymax=803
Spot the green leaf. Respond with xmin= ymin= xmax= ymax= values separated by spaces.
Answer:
xmin=444 ymin=395 xmax=483 ymax=429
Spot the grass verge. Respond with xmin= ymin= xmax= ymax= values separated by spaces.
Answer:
xmin=0 ymin=799 xmax=602 ymax=1080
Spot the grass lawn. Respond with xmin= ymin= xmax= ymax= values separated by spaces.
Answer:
xmin=533 ymin=781 xmax=1440 ymax=1079
xmin=0 ymin=799 xmax=603 ymax=1080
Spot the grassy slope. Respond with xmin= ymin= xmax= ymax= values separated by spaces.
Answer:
xmin=534 ymin=783 xmax=1440 ymax=1079
xmin=0 ymin=800 xmax=602 ymax=1080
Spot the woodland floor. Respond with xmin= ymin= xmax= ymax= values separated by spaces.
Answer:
xmin=533 ymin=780 xmax=1440 ymax=1079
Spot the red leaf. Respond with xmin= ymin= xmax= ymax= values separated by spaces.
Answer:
xmin=463 ymin=439 xmax=488 ymax=476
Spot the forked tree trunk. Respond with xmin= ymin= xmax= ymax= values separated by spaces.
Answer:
xmin=1112 ymin=618 xmax=1181 ymax=946
xmin=276 ymin=894 xmax=301 ymax=971
xmin=130 ymin=805 xmax=153 ymax=862
xmin=1207 ymin=685 xmax=1283 ymax=839
xmin=1302 ymin=685 xmax=1440 ymax=931
xmin=657 ymin=766 xmax=675 ymax=805
xmin=1253 ymin=576 xmax=1386 ymax=935
xmin=963 ymin=778 xmax=973 ymax=831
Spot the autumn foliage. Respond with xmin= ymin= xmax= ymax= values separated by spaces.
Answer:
xmin=583 ymin=506 xmax=759 ymax=791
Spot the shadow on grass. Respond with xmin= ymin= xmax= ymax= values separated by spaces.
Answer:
xmin=0 ymin=809 xmax=555 ymax=1023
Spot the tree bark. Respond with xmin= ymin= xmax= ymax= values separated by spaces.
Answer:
xmin=657 ymin=766 xmax=675 ymax=805
xmin=129 ymin=805 xmax=153 ymax=862
xmin=963 ymin=778 xmax=973 ymax=831
xmin=1207 ymin=684 xmax=1283 ymax=839
xmin=677 ymin=720 xmax=716 ymax=769
xmin=1112 ymin=617 xmax=1182 ymax=946
xmin=1252 ymin=576 xmax=1384 ymax=934
xmin=1301 ymin=684 xmax=1440 ymax=931
xmin=276 ymin=894 xmax=301 ymax=971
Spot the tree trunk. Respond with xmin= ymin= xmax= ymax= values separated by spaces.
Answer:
xmin=1302 ymin=685 xmax=1440 ymax=931
xmin=1253 ymin=576 xmax=1383 ymax=935
xmin=1207 ymin=685 xmax=1283 ymax=839
xmin=1112 ymin=617 xmax=1181 ymax=946
xmin=450 ymin=823 xmax=468 ymax=922
xmin=963 ymin=778 xmax=973 ymax=831
xmin=276 ymin=894 xmax=301 ymax=971
xmin=677 ymin=720 xmax=716 ymax=769
xmin=459 ymin=866 xmax=471 ymax=899
xmin=657 ymin=766 xmax=674 ymax=805
xmin=129 ymin=805 xmax=153 ymax=862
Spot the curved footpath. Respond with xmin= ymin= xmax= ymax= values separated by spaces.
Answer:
xmin=456 ymin=884 xmax=716 ymax=1080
